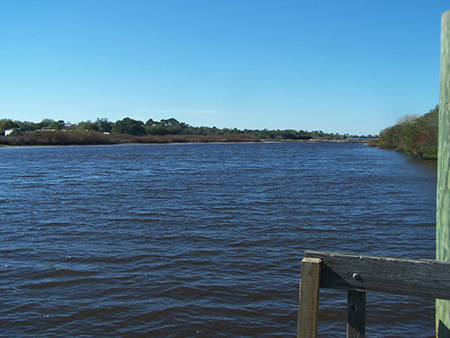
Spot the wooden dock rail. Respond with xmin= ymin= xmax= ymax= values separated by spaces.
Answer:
xmin=297 ymin=250 xmax=450 ymax=338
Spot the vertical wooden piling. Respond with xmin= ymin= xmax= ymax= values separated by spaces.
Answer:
xmin=437 ymin=9 xmax=450 ymax=337
xmin=347 ymin=290 xmax=366 ymax=338
xmin=297 ymin=257 xmax=321 ymax=338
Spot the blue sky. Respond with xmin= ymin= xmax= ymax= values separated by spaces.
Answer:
xmin=1 ymin=1 xmax=449 ymax=135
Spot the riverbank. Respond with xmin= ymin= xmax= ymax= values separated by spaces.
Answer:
xmin=0 ymin=131 xmax=374 ymax=147
xmin=373 ymin=106 xmax=438 ymax=161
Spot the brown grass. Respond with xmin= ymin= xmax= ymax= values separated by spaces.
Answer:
xmin=0 ymin=131 xmax=260 ymax=146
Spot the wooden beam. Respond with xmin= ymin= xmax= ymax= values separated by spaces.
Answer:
xmin=304 ymin=251 xmax=450 ymax=300
xmin=437 ymin=9 xmax=450 ymax=337
xmin=347 ymin=290 xmax=366 ymax=338
xmin=298 ymin=257 xmax=321 ymax=338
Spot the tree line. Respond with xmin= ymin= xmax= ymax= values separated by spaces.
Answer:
xmin=372 ymin=106 xmax=438 ymax=160
xmin=0 ymin=116 xmax=372 ymax=146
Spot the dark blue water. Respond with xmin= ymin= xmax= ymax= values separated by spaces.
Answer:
xmin=0 ymin=142 xmax=437 ymax=337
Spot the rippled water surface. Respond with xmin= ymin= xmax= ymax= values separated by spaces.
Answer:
xmin=0 ymin=143 xmax=437 ymax=337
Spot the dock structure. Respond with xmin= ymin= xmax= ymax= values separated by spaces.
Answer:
xmin=297 ymin=251 xmax=450 ymax=338
xmin=437 ymin=9 xmax=450 ymax=337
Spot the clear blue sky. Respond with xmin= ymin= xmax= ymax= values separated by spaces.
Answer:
xmin=1 ymin=1 xmax=449 ymax=135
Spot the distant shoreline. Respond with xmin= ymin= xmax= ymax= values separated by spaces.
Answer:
xmin=0 ymin=137 xmax=374 ymax=148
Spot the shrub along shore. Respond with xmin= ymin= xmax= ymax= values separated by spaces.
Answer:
xmin=0 ymin=117 xmax=374 ymax=146
xmin=370 ymin=106 xmax=438 ymax=161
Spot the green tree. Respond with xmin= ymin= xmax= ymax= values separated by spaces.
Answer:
xmin=0 ymin=119 xmax=19 ymax=133
xmin=50 ymin=120 xmax=66 ymax=130
xmin=160 ymin=118 xmax=180 ymax=127
xmin=145 ymin=118 xmax=159 ymax=127
xmin=77 ymin=121 xmax=99 ymax=131
xmin=16 ymin=121 xmax=39 ymax=132
xmin=39 ymin=118 xmax=56 ymax=129
xmin=95 ymin=118 xmax=113 ymax=133
xmin=376 ymin=106 xmax=438 ymax=160
xmin=112 ymin=117 xmax=146 ymax=135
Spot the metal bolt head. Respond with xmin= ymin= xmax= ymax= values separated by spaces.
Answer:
xmin=352 ymin=273 xmax=360 ymax=280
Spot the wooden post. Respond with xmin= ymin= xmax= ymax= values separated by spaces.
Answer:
xmin=437 ymin=10 xmax=450 ymax=337
xmin=297 ymin=258 xmax=321 ymax=338
xmin=347 ymin=291 xmax=366 ymax=338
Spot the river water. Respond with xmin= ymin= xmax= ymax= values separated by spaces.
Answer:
xmin=0 ymin=142 xmax=437 ymax=337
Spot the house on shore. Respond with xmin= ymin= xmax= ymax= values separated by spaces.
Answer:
xmin=4 ymin=129 xmax=15 ymax=136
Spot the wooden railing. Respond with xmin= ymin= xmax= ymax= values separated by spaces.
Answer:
xmin=297 ymin=251 xmax=450 ymax=338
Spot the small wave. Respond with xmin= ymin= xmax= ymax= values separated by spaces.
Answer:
xmin=21 ymin=276 xmax=104 ymax=290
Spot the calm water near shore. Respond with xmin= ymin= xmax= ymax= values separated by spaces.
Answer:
xmin=0 ymin=142 xmax=437 ymax=337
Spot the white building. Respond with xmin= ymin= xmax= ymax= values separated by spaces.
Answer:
xmin=4 ymin=129 xmax=14 ymax=136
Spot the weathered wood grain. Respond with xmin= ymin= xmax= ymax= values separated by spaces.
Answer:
xmin=437 ymin=9 xmax=450 ymax=337
xmin=347 ymin=290 xmax=366 ymax=338
xmin=304 ymin=251 xmax=450 ymax=300
xmin=297 ymin=257 xmax=321 ymax=338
